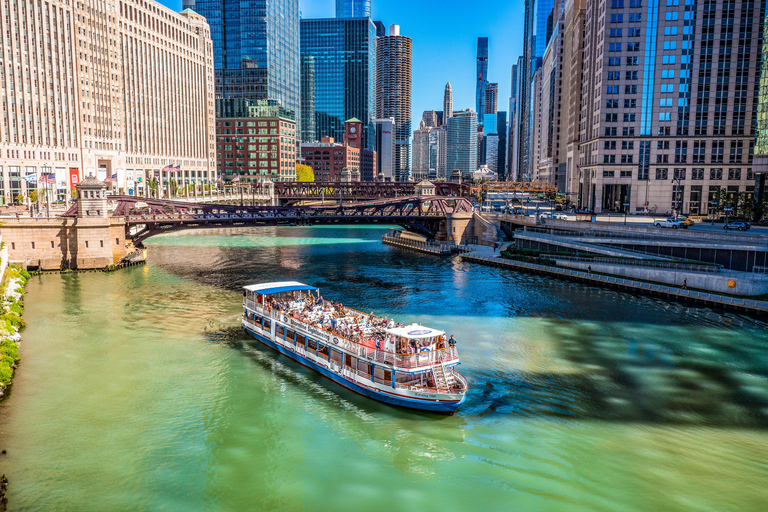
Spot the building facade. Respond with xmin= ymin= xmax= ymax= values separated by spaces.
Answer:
xmin=485 ymin=83 xmax=499 ymax=114
xmin=336 ymin=0 xmax=371 ymax=18
xmin=562 ymin=0 xmax=587 ymax=204
xmin=374 ymin=118 xmax=395 ymax=180
xmin=537 ymin=9 xmax=564 ymax=187
xmin=300 ymin=18 xmax=377 ymax=149
xmin=578 ymin=0 xmax=765 ymax=215
xmin=0 ymin=0 xmax=216 ymax=203
xmin=444 ymin=82 xmax=454 ymax=126
xmin=215 ymin=99 xmax=297 ymax=183
xmin=376 ymin=25 xmax=412 ymax=181
xmin=301 ymin=139 xmax=360 ymax=182
xmin=447 ymin=110 xmax=478 ymax=179
xmin=185 ymin=0 xmax=300 ymax=133
xmin=476 ymin=37 xmax=489 ymax=130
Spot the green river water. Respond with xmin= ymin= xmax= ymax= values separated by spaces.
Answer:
xmin=0 ymin=226 xmax=766 ymax=511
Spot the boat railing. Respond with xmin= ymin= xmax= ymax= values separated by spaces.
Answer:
xmin=243 ymin=299 xmax=459 ymax=369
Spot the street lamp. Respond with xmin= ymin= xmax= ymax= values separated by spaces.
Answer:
xmin=623 ymin=203 xmax=630 ymax=225
xmin=710 ymin=200 xmax=718 ymax=225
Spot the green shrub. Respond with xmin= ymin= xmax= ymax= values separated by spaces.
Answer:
xmin=1 ymin=339 xmax=19 ymax=362
xmin=9 ymin=303 xmax=23 ymax=316
xmin=0 ymin=312 xmax=25 ymax=329
xmin=0 ymin=361 xmax=12 ymax=385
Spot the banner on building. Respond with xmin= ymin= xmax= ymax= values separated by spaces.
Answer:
xmin=69 ymin=168 xmax=80 ymax=188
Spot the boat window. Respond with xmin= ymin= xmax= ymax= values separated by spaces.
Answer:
xmin=307 ymin=338 xmax=317 ymax=351
xmin=318 ymin=343 xmax=330 ymax=358
xmin=330 ymin=349 xmax=343 ymax=363
xmin=286 ymin=329 xmax=295 ymax=342
xmin=263 ymin=318 xmax=271 ymax=331
xmin=344 ymin=354 xmax=355 ymax=367
xmin=296 ymin=333 xmax=306 ymax=346
xmin=358 ymin=361 xmax=371 ymax=375
xmin=276 ymin=324 xmax=285 ymax=337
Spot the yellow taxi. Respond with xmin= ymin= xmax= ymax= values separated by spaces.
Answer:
xmin=677 ymin=216 xmax=695 ymax=227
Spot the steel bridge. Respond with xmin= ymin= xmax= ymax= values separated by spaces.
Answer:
xmin=471 ymin=181 xmax=556 ymax=193
xmin=71 ymin=195 xmax=474 ymax=245
xmin=271 ymin=181 xmax=469 ymax=203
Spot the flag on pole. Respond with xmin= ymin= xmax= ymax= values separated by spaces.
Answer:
xmin=22 ymin=174 xmax=38 ymax=184
xmin=175 ymin=165 xmax=181 ymax=173
xmin=231 ymin=174 xmax=240 ymax=183
xmin=43 ymin=173 xmax=56 ymax=185
xmin=161 ymin=165 xmax=172 ymax=173
xmin=216 ymin=174 xmax=222 ymax=183
xmin=104 ymin=173 xmax=118 ymax=183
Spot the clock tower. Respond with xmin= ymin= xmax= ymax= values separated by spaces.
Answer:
xmin=344 ymin=118 xmax=363 ymax=148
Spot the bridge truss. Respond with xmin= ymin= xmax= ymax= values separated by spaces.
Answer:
xmin=272 ymin=181 xmax=470 ymax=203
xmin=83 ymin=195 xmax=474 ymax=245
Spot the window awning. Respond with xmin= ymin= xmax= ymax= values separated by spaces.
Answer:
xmin=243 ymin=281 xmax=317 ymax=296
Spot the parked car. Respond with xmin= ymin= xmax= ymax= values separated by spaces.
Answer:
xmin=654 ymin=218 xmax=687 ymax=229
xmin=545 ymin=212 xmax=569 ymax=220
xmin=723 ymin=221 xmax=751 ymax=231
xmin=756 ymin=218 xmax=768 ymax=227
xmin=677 ymin=216 xmax=695 ymax=227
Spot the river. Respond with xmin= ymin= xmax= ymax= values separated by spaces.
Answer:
xmin=1 ymin=226 xmax=767 ymax=511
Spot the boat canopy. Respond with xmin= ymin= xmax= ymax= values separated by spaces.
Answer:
xmin=243 ymin=281 xmax=317 ymax=296
xmin=386 ymin=324 xmax=445 ymax=339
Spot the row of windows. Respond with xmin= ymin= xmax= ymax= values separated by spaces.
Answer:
xmin=599 ymin=168 xmax=754 ymax=181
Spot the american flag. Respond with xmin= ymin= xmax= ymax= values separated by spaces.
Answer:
xmin=42 ymin=173 xmax=56 ymax=185
xmin=175 ymin=165 xmax=181 ymax=173
xmin=231 ymin=174 xmax=240 ymax=183
xmin=162 ymin=165 xmax=172 ymax=172
xmin=104 ymin=173 xmax=118 ymax=183
xmin=216 ymin=174 xmax=222 ymax=183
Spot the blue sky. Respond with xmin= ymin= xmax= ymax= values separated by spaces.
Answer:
xmin=160 ymin=0 xmax=525 ymax=130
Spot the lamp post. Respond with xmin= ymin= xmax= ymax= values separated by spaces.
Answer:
xmin=710 ymin=200 xmax=717 ymax=225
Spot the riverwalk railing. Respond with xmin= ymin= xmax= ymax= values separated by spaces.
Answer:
xmin=381 ymin=233 xmax=455 ymax=255
xmin=461 ymin=254 xmax=768 ymax=314
xmin=544 ymin=255 xmax=723 ymax=273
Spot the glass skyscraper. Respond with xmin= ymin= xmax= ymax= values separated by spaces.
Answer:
xmin=336 ymin=0 xmax=371 ymax=18
xmin=183 ymin=0 xmax=300 ymax=129
xmin=300 ymin=18 xmax=377 ymax=149
xmin=476 ymin=37 xmax=489 ymax=127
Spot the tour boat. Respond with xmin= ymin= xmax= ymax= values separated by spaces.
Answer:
xmin=242 ymin=281 xmax=468 ymax=413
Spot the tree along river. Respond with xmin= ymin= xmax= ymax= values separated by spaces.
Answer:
xmin=1 ymin=226 xmax=767 ymax=511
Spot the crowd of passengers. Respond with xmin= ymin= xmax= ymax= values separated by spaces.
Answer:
xmin=254 ymin=293 xmax=455 ymax=355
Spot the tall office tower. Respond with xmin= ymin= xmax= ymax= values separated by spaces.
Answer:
xmin=530 ymin=68 xmax=544 ymax=183
xmin=185 ymin=0 xmax=300 ymax=131
xmin=476 ymin=37 xmax=489 ymax=130
xmin=412 ymin=122 xmax=432 ymax=181
xmin=422 ymin=111 xmax=440 ymax=128
xmin=434 ymin=126 xmax=448 ymax=179
xmin=485 ymin=135 xmax=500 ymax=173
xmin=0 ymin=1 xmax=215 ymax=202
xmin=374 ymin=118 xmax=396 ymax=180
xmin=485 ymin=83 xmax=499 ymax=114
xmin=301 ymin=56 xmax=317 ymax=144
xmin=754 ymin=13 xmax=768 ymax=221
xmin=562 ymin=0 xmax=587 ymax=204
xmin=447 ymin=110 xmax=478 ymax=179
xmin=536 ymin=6 xmax=564 ymax=188
xmin=517 ymin=0 xmax=556 ymax=181
xmin=336 ymin=0 xmax=371 ymax=18
xmin=301 ymin=18 xmax=377 ymax=148
xmin=509 ymin=59 xmax=523 ymax=180
xmin=443 ymin=83 xmax=454 ymax=126
xmin=496 ymin=111 xmax=508 ymax=178
xmin=577 ymin=0 xmax=765 ymax=215
xmin=376 ymin=25 xmax=413 ymax=181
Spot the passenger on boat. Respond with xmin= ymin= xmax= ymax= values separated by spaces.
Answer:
xmin=449 ymin=335 xmax=456 ymax=347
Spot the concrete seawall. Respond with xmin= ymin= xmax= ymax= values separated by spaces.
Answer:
xmin=555 ymin=260 xmax=768 ymax=296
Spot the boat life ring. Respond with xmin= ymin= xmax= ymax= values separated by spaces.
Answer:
xmin=419 ymin=347 xmax=430 ymax=353
xmin=333 ymin=337 xmax=339 ymax=345
xmin=283 ymin=315 xmax=288 ymax=323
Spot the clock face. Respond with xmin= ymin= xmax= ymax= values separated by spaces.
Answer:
xmin=350 ymin=127 xmax=356 ymax=134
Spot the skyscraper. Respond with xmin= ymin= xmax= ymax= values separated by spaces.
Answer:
xmin=754 ymin=12 xmax=768 ymax=220
xmin=300 ymin=18 xmax=377 ymax=149
xmin=374 ymin=118 xmax=396 ymax=180
xmin=443 ymin=83 xmax=454 ymax=126
xmin=447 ymin=110 xmax=478 ymax=179
xmin=485 ymin=83 xmax=499 ymax=114
xmin=184 ymin=0 xmax=300 ymax=130
xmin=576 ymin=0 xmax=765 ymax=214
xmin=336 ymin=0 xmax=371 ymax=18
xmin=476 ymin=37 xmax=489 ymax=129
xmin=516 ymin=0 xmax=556 ymax=179
xmin=376 ymin=25 xmax=413 ymax=181
xmin=0 ymin=3 xmax=216 ymax=202
xmin=300 ymin=56 xmax=317 ymax=144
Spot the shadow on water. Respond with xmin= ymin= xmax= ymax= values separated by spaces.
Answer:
xmin=146 ymin=227 xmax=768 ymax=429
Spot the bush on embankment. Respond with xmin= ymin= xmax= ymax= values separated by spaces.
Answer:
xmin=0 ymin=265 xmax=29 ymax=390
